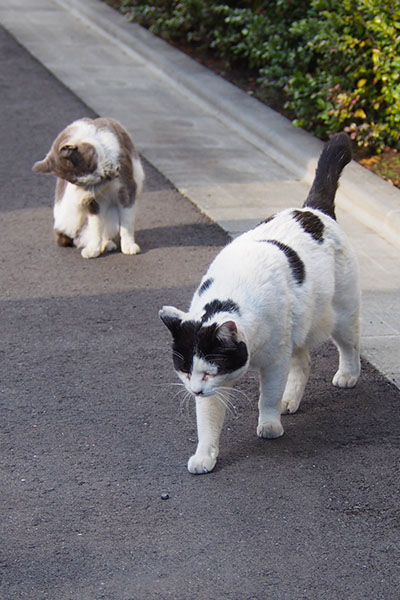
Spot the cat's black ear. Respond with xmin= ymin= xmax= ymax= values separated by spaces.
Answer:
xmin=216 ymin=321 xmax=238 ymax=344
xmin=159 ymin=306 xmax=185 ymax=336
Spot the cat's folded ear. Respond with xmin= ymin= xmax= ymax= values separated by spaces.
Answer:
xmin=216 ymin=321 xmax=238 ymax=344
xmin=59 ymin=145 xmax=81 ymax=167
xmin=60 ymin=145 xmax=76 ymax=158
xmin=32 ymin=156 xmax=52 ymax=174
xmin=159 ymin=306 xmax=186 ymax=336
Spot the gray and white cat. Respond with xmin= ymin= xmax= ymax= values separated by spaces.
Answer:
xmin=33 ymin=117 xmax=144 ymax=258
xmin=160 ymin=133 xmax=360 ymax=474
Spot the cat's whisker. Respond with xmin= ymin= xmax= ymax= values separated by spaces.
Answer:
xmin=180 ymin=390 xmax=192 ymax=409
xmin=173 ymin=386 xmax=189 ymax=402
xmin=151 ymin=382 xmax=185 ymax=388
xmin=220 ymin=386 xmax=252 ymax=405
xmin=179 ymin=390 xmax=195 ymax=425
xmin=213 ymin=390 xmax=238 ymax=417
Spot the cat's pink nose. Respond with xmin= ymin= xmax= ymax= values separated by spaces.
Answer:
xmin=191 ymin=387 xmax=203 ymax=396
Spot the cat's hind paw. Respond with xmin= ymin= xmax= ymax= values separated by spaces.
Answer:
xmin=187 ymin=453 xmax=216 ymax=475
xmin=332 ymin=370 xmax=359 ymax=388
xmin=281 ymin=395 xmax=301 ymax=415
xmin=102 ymin=240 xmax=117 ymax=253
xmin=257 ymin=420 xmax=284 ymax=439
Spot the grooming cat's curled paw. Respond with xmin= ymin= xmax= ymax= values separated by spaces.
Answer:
xmin=332 ymin=370 xmax=359 ymax=388
xmin=121 ymin=239 xmax=141 ymax=255
xmin=187 ymin=454 xmax=216 ymax=475
xmin=257 ymin=420 xmax=284 ymax=439
xmin=81 ymin=244 xmax=102 ymax=259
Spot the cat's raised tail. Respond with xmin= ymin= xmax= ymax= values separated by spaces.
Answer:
xmin=303 ymin=132 xmax=352 ymax=221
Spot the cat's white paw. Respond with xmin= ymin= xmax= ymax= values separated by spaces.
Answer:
xmin=121 ymin=239 xmax=141 ymax=255
xmin=257 ymin=420 xmax=284 ymax=439
xmin=103 ymin=239 xmax=117 ymax=253
xmin=187 ymin=453 xmax=216 ymax=474
xmin=81 ymin=244 xmax=102 ymax=259
xmin=332 ymin=370 xmax=359 ymax=388
xmin=281 ymin=396 xmax=301 ymax=415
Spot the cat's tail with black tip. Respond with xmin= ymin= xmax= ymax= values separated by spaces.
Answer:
xmin=303 ymin=132 xmax=352 ymax=221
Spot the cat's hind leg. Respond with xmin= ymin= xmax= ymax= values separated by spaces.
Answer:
xmin=119 ymin=205 xmax=141 ymax=255
xmin=332 ymin=329 xmax=360 ymax=388
xmin=281 ymin=347 xmax=311 ymax=414
xmin=331 ymin=245 xmax=361 ymax=387
xmin=101 ymin=204 xmax=119 ymax=253
xmin=257 ymin=359 xmax=290 ymax=439
xmin=188 ymin=394 xmax=227 ymax=474
xmin=331 ymin=309 xmax=360 ymax=388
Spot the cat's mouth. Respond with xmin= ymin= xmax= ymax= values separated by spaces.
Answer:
xmin=187 ymin=385 xmax=217 ymax=399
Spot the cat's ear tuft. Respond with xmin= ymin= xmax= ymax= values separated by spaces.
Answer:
xmin=159 ymin=306 xmax=185 ymax=336
xmin=32 ymin=157 xmax=52 ymax=174
xmin=216 ymin=320 xmax=238 ymax=343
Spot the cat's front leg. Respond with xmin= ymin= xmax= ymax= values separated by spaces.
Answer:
xmin=188 ymin=395 xmax=227 ymax=474
xmin=80 ymin=197 xmax=104 ymax=259
xmin=257 ymin=361 xmax=290 ymax=439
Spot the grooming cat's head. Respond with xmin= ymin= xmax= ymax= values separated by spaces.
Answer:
xmin=32 ymin=119 xmax=119 ymax=187
xmin=159 ymin=306 xmax=249 ymax=397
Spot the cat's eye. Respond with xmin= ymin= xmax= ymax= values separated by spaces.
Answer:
xmin=202 ymin=372 xmax=215 ymax=381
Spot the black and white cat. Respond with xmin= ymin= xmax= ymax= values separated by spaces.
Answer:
xmin=33 ymin=117 xmax=144 ymax=258
xmin=160 ymin=133 xmax=360 ymax=474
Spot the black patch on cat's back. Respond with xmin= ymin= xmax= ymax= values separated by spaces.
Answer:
xmin=260 ymin=239 xmax=305 ymax=285
xmin=201 ymin=299 xmax=240 ymax=323
xmin=293 ymin=209 xmax=324 ymax=244
xmin=259 ymin=214 xmax=276 ymax=226
xmin=198 ymin=278 xmax=214 ymax=296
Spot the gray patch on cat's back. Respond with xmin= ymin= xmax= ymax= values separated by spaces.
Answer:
xmin=118 ymin=182 xmax=137 ymax=207
xmin=97 ymin=117 xmax=139 ymax=208
xmin=292 ymin=209 xmax=325 ymax=244
xmin=259 ymin=239 xmax=305 ymax=285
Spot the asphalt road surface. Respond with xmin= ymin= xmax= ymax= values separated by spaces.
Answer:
xmin=1 ymin=25 xmax=399 ymax=600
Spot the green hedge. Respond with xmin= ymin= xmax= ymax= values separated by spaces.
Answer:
xmin=121 ymin=1 xmax=400 ymax=152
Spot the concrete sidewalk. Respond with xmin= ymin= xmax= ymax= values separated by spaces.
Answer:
xmin=1 ymin=0 xmax=399 ymax=386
